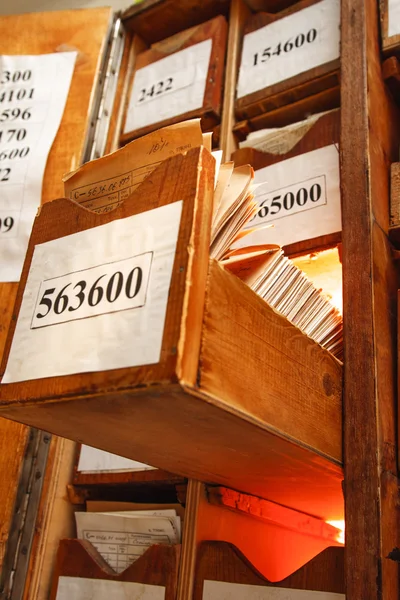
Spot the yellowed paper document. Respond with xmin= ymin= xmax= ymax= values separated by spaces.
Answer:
xmin=64 ymin=120 xmax=204 ymax=214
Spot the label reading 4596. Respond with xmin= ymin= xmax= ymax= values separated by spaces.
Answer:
xmin=31 ymin=252 xmax=153 ymax=329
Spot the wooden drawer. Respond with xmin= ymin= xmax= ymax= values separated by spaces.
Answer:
xmin=232 ymin=109 xmax=341 ymax=256
xmin=121 ymin=16 xmax=228 ymax=143
xmin=235 ymin=0 xmax=340 ymax=121
xmin=50 ymin=540 xmax=180 ymax=600
xmin=0 ymin=147 xmax=342 ymax=521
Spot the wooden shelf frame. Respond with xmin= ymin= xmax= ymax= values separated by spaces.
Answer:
xmin=341 ymin=0 xmax=400 ymax=597
xmin=0 ymin=1 xmax=399 ymax=599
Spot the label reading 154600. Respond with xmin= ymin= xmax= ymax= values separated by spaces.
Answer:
xmin=236 ymin=0 xmax=340 ymax=99
xmin=31 ymin=252 xmax=153 ymax=329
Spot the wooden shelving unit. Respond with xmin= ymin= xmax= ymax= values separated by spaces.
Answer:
xmin=0 ymin=0 xmax=398 ymax=599
xmin=341 ymin=0 xmax=400 ymax=597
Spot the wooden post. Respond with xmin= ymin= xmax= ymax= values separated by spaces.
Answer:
xmin=341 ymin=0 xmax=400 ymax=597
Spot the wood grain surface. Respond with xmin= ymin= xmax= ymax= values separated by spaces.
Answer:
xmin=122 ymin=0 xmax=230 ymax=45
xmin=0 ymin=7 xmax=113 ymax=579
xmin=232 ymin=85 xmax=340 ymax=142
xmin=193 ymin=541 xmax=344 ymax=598
xmin=341 ymin=0 xmax=400 ymax=597
xmin=380 ymin=0 xmax=400 ymax=54
xmin=49 ymin=539 xmax=180 ymax=600
xmin=121 ymin=16 xmax=228 ymax=143
xmin=198 ymin=259 xmax=342 ymax=464
xmin=235 ymin=0 xmax=340 ymax=120
xmin=220 ymin=0 xmax=251 ymax=160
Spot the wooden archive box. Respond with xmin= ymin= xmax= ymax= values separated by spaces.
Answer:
xmin=0 ymin=6 xmax=116 ymax=585
xmin=193 ymin=541 xmax=345 ymax=599
xmin=232 ymin=109 xmax=341 ymax=256
xmin=0 ymin=147 xmax=343 ymax=522
xmin=50 ymin=539 xmax=179 ymax=600
xmin=121 ymin=16 xmax=228 ymax=143
xmin=235 ymin=0 xmax=341 ymax=121
xmin=72 ymin=444 xmax=184 ymax=499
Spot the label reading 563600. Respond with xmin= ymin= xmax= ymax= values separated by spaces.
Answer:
xmin=31 ymin=252 xmax=153 ymax=329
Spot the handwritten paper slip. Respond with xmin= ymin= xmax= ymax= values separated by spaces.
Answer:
xmin=0 ymin=53 xmax=76 ymax=282
xmin=64 ymin=119 xmax=203 ymax=214
xmin=236 ymin=0 xmax=340 ymax=99
xmin=389 ymin=0 xmax=400 ymax=36
xmin=124 ymin=40 xmax=212 ymax=133
xmin=233 ymin=145 xmax=341 ymax=249
xmin=2 ymin=201 xmax=182 ymax=383
xmin=56 ymin=577 xmax=165 ymax=600
xmin=239 ymin=111 xmax=332 ymax=154
xmin=202 ymin=581 xmax=345 ymax=600
xmin=78 ymin=446 xmax=155 ymax=474
xmin=75 ymin=512 xmax=180 ymax=573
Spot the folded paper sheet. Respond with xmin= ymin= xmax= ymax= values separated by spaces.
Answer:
xmin=64 ymin=120 xmax=204 ymax=214
xmin=76 ymin=510 xmax=180 ymax=573
xmin=78 ymin=446 xmax=155 ymax=473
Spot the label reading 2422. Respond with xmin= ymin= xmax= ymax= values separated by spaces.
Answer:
xmin=31 ymin=252 xmax=153 ymax=329
xmin=137 ymin=77 xmax=173 ymax=104
xmin=248 ymin=175 xmax=326 ymax=227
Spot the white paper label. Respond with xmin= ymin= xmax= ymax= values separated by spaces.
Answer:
xmin=56 ymin=577 xmax=165 ymax=600
xmin=124 ymin=39 xmax=212 ymax=133
xmin=203 ymin=581 xmax=345 ymax=599
xmin=31 ymin=252 xmax=152 ymax=329
xmin=2 ymin=201 xmax=182 ymax=383
xmin=388 ymin=0 xmax=400 ymax=36
xmin=234 ymin=145 xmax=341 ymax=248
xmin=78 ymin=446 xmax=155 ymax=473
xmin=0 ymin=53 xmax=76 ymax=282
xmin=236 ymin=0 xmax=340 ymax=99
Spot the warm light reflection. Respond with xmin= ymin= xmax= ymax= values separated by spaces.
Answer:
xmin=328 ymin=287 xmax=343 ymax=315
xmin=292 ymin=247 xmax=343 ymax=314
xmin=327 ymin=520 xmax=345 ymax=544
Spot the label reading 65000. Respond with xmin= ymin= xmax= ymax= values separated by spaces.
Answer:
xmin=248 ymin=174 xmax=327 ymax=227
xmin=31 ymin=252 xmax=153 ymax=329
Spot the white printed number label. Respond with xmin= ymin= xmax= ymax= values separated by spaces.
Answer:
xmin=124 ymin=39 xmax=212 ymax=133
xmin=0 ymin=53 xmax=76 ymax=282
xmin=252 ymin=28 xmax=318 ymax=68
xmin=31 ymin=253 xmax=152 ymax=329
xmin=237 ymin=0 xmax=340 ymax=98
xmin=136 ymin=66 xmax=195 ymax=106
xmin=0 ymin=68 xmax=35 ymax=239
xmin=2 ymin=201 xmax=182 ymax=383
xmin=248 ymin=175 xmax=326 ymax=227
xmin=137 ymin=76 xmax=174 ymax=105
xmin=233 ymin=145 xmax=341 ymax=249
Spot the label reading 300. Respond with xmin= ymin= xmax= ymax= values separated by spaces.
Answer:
xmin=31 ymin=252 xmax=153 ymax=329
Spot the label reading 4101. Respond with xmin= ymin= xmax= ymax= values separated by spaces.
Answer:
xmin=31 ymin=252 xmax=153 ymax=329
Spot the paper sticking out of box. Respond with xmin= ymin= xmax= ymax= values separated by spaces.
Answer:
xmin=75 ymin=509 xmax=181 ymax=573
